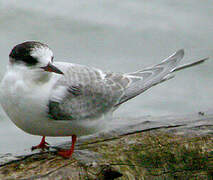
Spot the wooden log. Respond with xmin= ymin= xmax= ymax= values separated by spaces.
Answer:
xmin=0 ymin=111 xmax=212 ymax=179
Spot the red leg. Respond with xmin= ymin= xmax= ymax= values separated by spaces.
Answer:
xmin=58 ymin=135 xmax=77 ymax=158
xmin=31 ymin=136 xmax=49 ymax=151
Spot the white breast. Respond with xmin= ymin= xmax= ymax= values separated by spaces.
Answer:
xmin=0 ymin=67 xmax=110 ymax=137
xmin=0 ymin=67 xmax=52 ymax=133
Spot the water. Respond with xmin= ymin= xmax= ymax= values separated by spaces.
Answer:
xmin=0 ymin=0 xmax=213 ymax=154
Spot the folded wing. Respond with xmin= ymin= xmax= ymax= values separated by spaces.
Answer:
xmin=48 ymin=49 xmax=207 ymax=120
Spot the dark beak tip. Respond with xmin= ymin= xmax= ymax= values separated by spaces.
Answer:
xmin=41 ymin=63 xmax=64 ymax=75
xmin=59 ymin=71 xmax=64 ymax=75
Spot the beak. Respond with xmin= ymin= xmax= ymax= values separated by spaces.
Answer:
xmin=41 ymin=63 xmax=64 ymax=75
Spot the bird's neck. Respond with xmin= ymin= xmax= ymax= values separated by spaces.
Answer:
xmin=8 ymin=64 xmax=52 ymax=85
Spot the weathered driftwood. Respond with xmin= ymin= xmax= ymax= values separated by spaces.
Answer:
xmin=0 ymin=111 xmax=212 ymax=179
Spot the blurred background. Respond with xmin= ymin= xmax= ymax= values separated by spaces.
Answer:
xmin=0 ymin=0 xmax=213 ymax=154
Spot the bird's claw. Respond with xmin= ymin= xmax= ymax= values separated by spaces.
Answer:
xmin=57 ymin=149 xmax=74 ymax=158
xmin=31 ymin=142 xmax=49 ymax=151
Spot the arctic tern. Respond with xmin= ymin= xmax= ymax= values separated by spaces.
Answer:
xmin=0 ymin=41 xmax=208 ymax=157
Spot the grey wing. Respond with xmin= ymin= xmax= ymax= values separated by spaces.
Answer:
xmin=48 ymin=64 xmax=124 ymax=120
xmin=102 ymin=49 xmax=205 ymax=107
xmin=103 ymin=49 xmax=206 ymax=107
xmin=113 ymin=49 xmax=184 ymax=106
xmin=48 ymin=49 xmax=185 ymax=120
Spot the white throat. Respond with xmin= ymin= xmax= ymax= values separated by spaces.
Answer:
xmin=8 ymin=63 xmax=52 ymax=85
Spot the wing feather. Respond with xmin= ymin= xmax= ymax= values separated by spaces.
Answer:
xmin=48 ymin=49 xmax=195 ymax=119
xmin=115 ymin=49 xmax=184 ymax=106
xmin=48 ymin=63 xmax=123 ymax=120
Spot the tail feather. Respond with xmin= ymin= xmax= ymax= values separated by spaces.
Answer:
xmin=115 ymin=49 xmax=184 ymax=106
xmin=115 ymin=50 xmax=207 ymax=107
xmin=173 ymin=57 xmax=208 ymax=72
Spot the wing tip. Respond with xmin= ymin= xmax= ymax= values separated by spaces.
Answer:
xmin=201 ymin=57 xmax=209 ymax=62
xmin=174 ymin=49 xmax=184 ymax=59
xmin=162 ymin=49 xmax=184 ymax=63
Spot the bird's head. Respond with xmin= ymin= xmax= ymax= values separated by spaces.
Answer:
xmin=9 ymin=41 xmax=63 ymax=75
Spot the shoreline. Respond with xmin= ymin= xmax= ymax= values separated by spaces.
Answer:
xmin=0 ymin=111 xmax=212 ymax=179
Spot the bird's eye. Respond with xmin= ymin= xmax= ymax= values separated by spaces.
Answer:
xmin=24 ymin=55 xmax=39 ymax=66
xmin=51 ymin=56 xmax=54 ymax=62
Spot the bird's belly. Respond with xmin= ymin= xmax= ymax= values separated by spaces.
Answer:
xmin=1 ymin=96 xmax=111 ymax=137
xmin=31 ymin=117 xmax=111 ymax=137
xmin=0 ymin=74 xmax=112 ymax=137
xmin=2 ymin=99 xmax=110 ymax=137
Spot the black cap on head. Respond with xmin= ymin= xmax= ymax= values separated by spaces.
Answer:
xmin=9 ymin=41 xmax=47 ymax=66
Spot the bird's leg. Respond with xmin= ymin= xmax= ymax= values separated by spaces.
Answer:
xmin=58 ymin=135 xmax=77 ymax=158
xmin=31 ymin=136 xmax=49 ymax=151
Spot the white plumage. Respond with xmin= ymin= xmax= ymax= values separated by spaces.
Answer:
xmin=0 ymin=41 xmax=207 ymax=157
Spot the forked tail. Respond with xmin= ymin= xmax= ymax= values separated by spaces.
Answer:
xmin=115 ymin=50 xmax=208 ymax=106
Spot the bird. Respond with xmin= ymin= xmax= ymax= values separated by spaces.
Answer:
xmin=0 ymin=41 xmax=208 ymax=158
